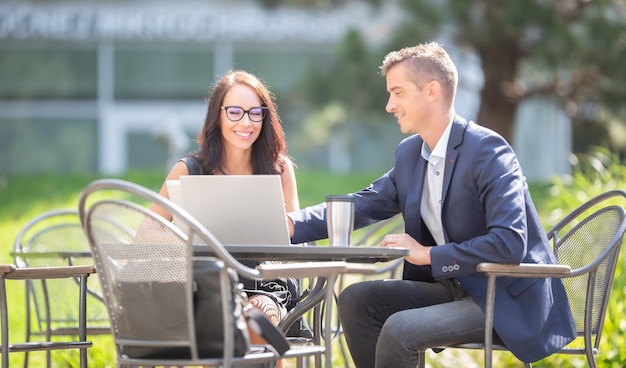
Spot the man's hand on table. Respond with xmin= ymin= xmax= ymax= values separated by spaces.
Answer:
xmin=381 ymin=233 xmax=431 ymax=265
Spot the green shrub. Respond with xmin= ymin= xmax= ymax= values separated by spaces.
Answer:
xmin=538 ymin=146 xmax=626 ymax=367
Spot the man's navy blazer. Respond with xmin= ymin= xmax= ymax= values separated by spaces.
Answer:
xmin=290 ymin=115 xmax=577 ymax=362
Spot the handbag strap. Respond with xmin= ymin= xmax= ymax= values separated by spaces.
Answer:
xmin=244 ymin=307 xmax=290 ymax=356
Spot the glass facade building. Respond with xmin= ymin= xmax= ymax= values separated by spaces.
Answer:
xmin=0 ymin=1 xmax=401 ymax=175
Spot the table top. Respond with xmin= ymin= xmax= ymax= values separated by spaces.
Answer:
xmin=194 ymin=244 xmax=408 ymax=263
xmin=13 ymin=245 xmax=408 ymax=264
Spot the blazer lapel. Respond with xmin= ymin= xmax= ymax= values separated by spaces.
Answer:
xmin=440 ymin=116 xmax=466 ymax=242
xmin=442 ymin=116 xmax=466 ymax=204
xmin=404 ymin=145 xmax=428 ymax=236
xmin=402 ymin=150 xmax=437 ymax=282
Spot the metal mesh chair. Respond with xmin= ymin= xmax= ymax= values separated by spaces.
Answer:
xmin=78 ymin=178 xmax=377 ymax=367
xmin=417 ymin=189 xmax=626 ymax=368
xmin=11 ymin=209 xmax=110 ymax=368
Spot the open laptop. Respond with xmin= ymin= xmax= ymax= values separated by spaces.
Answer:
xmin=165 ymin=175 xmax=291 ymax=246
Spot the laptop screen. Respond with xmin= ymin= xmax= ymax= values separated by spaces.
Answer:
xmin=166 ymin=175 xmax=291 ymax=246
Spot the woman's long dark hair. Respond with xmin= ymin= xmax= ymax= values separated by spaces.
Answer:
xmin=193 ymin=70 xmax=289 ymax=175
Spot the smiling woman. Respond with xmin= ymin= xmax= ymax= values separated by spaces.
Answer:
xmin=147 ymin=70 xmax=301 ymax=365
xmin=149 ymin=69 xmax=298 ymax=219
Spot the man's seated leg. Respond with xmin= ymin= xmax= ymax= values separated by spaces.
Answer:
xmin=338 ymin=278 xmax=463 ymax=368
xmin=376 ymin=297 xmax=485 ymax=367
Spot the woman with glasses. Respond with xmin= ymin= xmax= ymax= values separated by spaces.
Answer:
xmin=150 ymin=70 xmax=300 ymax=356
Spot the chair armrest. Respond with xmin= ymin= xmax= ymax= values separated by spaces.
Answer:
xmin=5 ymin=265 xmax=96 ymax=280
xmin=257 ymin=261 xmax=378 ymax=279
xmin=476 ymin=262 xmax=571 ymax=278
xmin=0 ymin=264 xmax=16 ymax=275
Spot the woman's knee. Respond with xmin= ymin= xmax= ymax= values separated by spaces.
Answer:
xmin=248 ymin=294 xmax=282 ymax=325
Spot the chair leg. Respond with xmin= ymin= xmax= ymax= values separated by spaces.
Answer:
xmin=417 ymin=349 xmax=426 ymax=368
xmin=23 ymin=282 xmax=31 ymax=368
xmin=42 ymin=280 xmax=52 ymax=368
xmin=586 ymin=355 xmax=597 ymax=368
xmin=1 ymin=276 xmax=10 ymax=368
xmin=483 ymin=275 xmax=497 ymax=368
xmin=78 ymin=274 xmax=88 ymax=368
xmin=584 ymin=343 xmax=597 ymax=368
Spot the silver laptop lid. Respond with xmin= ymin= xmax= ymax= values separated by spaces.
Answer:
xmin=170 ymin=175 xmax=290 ymax=246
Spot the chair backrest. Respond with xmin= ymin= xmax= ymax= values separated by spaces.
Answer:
xmin=78 ymin=178 xmax=267 ymax=364
xmin=14 ymin=209 xmax=86 ymax=268
xmin=83 ymin=197 xmax=196 ymax=359
xmin=546 ymin=190 xmax=626 ymax=350
xmin=13 ymin=209 xmax=109 ymax=333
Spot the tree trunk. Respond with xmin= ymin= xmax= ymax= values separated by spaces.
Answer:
xmin=475 ymin=42 xmax=522 ymax=145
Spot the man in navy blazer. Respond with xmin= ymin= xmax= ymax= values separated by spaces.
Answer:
xmin=287 ymin=42 xmax=576 ymax=367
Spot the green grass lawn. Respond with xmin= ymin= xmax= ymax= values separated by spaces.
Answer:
xmin=0 ymin=168 xmax=624 ymax=367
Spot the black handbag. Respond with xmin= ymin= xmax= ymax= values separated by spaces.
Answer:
xmin=120 ymin=260 xmax=251 ymax=359
xmin=194 ymin=260 xmax=289 ymax=357
xmin=193 ymin=260 xmax=251 ymax=357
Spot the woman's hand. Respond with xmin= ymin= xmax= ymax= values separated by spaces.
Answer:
xmin=381 ymin=233 xmax=432 ymax=266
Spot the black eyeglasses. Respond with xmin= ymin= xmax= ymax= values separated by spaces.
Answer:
xmin=221 ymin=106 xmax=268 ymax=123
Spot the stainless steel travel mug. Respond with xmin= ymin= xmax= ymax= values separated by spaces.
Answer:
xmin=326 ymin=195 xmax=355 ymax=246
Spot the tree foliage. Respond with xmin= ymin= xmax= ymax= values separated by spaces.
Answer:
xmin=258 ymin=0 xmax=626 ymax=151
xmin=256 ymin=0 xmax=389 ymax=128
xmin=388 ymin=0 xmax=626 ymax=146
xmin=300 ymin=29 xmax=387 ymax=120
xmin=293 ymin=27 xmax=391 ymax=153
